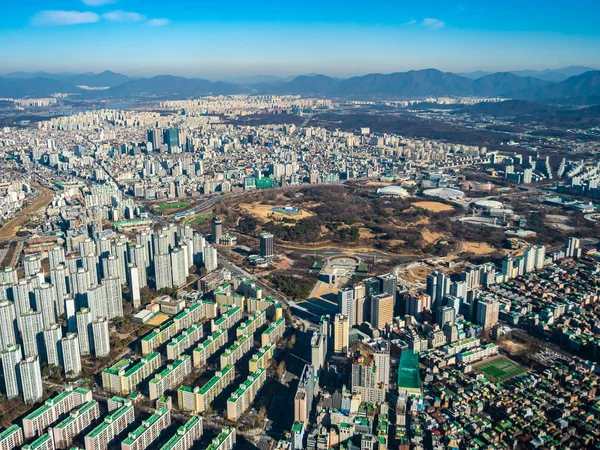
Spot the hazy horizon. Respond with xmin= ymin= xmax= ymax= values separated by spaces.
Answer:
xmin=1 ymin=0 xmax=599 ymax=78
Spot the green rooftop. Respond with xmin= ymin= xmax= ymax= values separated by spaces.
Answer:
xmin=22 ymin=433 xmax=52 ymax=450
xmin=0 ymin=425 xmax=21 ymax=441
xmin=206 ymin=428 xmax=234 ymax=450
xmin=199 ymin=365 xmax=233 ymax=395
xmin=159 ymin=416 xmax=202 ymax=450
xmin=121 ymin=408 xmax=169 ymax=445
xmin=397 ymin=350 xmax=421 ymax=392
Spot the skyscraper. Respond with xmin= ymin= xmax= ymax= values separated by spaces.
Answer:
xmin=34 ymin=283 xmax=57 ymax=329
xmin=333 ymin=314 xmax=349 ymax=355
xmin=373 ymin=341 xmax=390 ymax=388
xmin=476 ymin=298 xmax=500 ymax=330
xmin=21 ymin=310 xmax=45 ymax=359
xmin=127 ymin=264 xmax=141 ymax=308
xmin=337 ymin=286 xmax=355 ymax=326
xmin=154 ymin=253 xmax=173 ymax=291
xmin=0 ymin=300 xmax=17 ymax=351
xmin=212 ymin=217 xmax=223 ymax=243
xmin=259 ymin=233 xmax=274 ymax=258
xmin=20 ymin=356 xmax=43 ymax=404
xmin=203 ymin=244 xmax=218 ymax=273
xmin=76 ymin=308 xmax=93 ymax=356
xmin=163 ymin=128 xmax=180 ymax=149
xmin=171 ymin=247 xmax=188 ymax=288
xmin=103 ymin=276 xmax=123 ymax=319
xmin=371 ymin=293 xmax=393 ymax=330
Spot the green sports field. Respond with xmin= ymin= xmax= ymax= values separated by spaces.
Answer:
xmin=155 ymin=201 xmax=192 ymax=211
xmin=474 ymin=357 xmax=526 ymax=382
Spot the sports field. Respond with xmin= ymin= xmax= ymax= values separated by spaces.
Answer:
xmin=474 ymin=356 xmax=526 ymax=382
xmin=155 ymin=201 xmax=192 ymax=211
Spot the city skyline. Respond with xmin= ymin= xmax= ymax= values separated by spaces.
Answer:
xmin=1 ymin=0 xmax=599 ymax=77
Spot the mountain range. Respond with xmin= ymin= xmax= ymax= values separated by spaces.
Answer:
xmin=1 ymin=67 xmax=599 ymax=103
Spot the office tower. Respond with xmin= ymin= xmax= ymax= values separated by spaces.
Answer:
xmin=437 ymin=306 xmax=456 ymax=327
xmin=164 ymin=127 xmax=180 ymax=148
xmin=259 ymin=233 xmax=274 ymax=258
xmin=310 ymin=332 xmax=326 ymax=373
xmin=204 ymin=244 xmax=218 ymax=273
xmin=127 ymin=264 xmax=141 ymax=308
xmin=44 ymin=324 xmax=63 ymax=366
xmin=20 ymin=356 xmax=43 ymax=403
xmin=294 ymin=364 xmax=315 ymax=425
xmin=337 ymin=286 xmax=355 ymax=327
xmin=62 ymin=333 xmax=82 ymax=377
xmin=11 ymin=279 xmax=31 ymax=327
xmin=50 ymin=265 xmax=68 ymax=315
xmin=171 ymin=247 xmax=188 ymax=288
xmin=86 ymin=283 xmax=106 ymax=320
xmin=406 ymin=292 xmax=431 ymax=322
xmin=21 ymin=310 xmax=45 ymax=359
xmin=333 ymin=314 xmax=349 ymax=355
xmin=129 ymin=244 xmax=148 ymax=287
xmin=373 ymin=341 xmax=391 ymax=388
xmin=148 ymin=127 xmax=162 ymax=149
xmin=23 ymin=255 xmax=41 ymax=277
xmin=76 ymin=308 xmax=93 ymax=356
xmin=193 ymin=233 xmax=206 ymax=265
xmin=48 ymin=245 xmax=66 ymax=270
xmin=564 ymin=237 xmax=581 ymax=259
xmin=353 ymin=284 xmax=366 ymax=325
xmin=83 ymin=253 xmax=99 ymax=286
xmin=212 ymin=217 xmax=223 ymax=242
xmin=426 ymin=270 xmax=448 ymax=314
xmin=64 ymin=296 xmax=76 ymax=332
xmin=371 ymin=293 xmax=393 ymax=330
xmin=0 ymin=300 xmax=17 ymax=351
xmin=92 ymin=317 xmax=110 ymax=358
xmin=319 ymin=315 xmax=330 ymax=353
xmin=35 ymin=283 xmax=57 ymax=329
xmin=154 ymin=252 xmax=173 ymax=290
xmin=378 ymin=273 xmax=397 ymax=297
xmin=102 ymin=276 xmax=123 ymax=319
xmin=476 ymin=298 xmax=500 ymax=330
xmin=1 ymin=344 xmax=22 ymax=399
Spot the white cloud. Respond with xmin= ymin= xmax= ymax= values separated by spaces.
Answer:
xmin=32 ymin=10 xmax=100 ymax=26
xmin=422 ymin=18 xmax=445 ymax=30
xmin=81 ymin=0 xmax=116 ymax=5
xmin=147 ymin=18 xmax=170 ymax=26
xmin=102 ymin=10 xmax=146 ymax=22
xmin=405 ymin=19 xmax=417 ymax=25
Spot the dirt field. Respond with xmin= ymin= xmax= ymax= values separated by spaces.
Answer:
xmin=147 ymin=312 xmax=170 ymax=326
xmin=238 ymin=202 xmax=315 ymax=222
xmin=412 ymin=201 xmax=455 ymax=212
xmin=461 ymin=241 xmax=497 ymax=255
xmin=0 ymin=184 xmax=55 ymax=242
xmin=400 ymin=264 xmax=433 ymax=283
xmin=421 ymin=230 xmax=444 ymax=244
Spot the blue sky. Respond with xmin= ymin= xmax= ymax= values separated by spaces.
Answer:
xmin=1 ymin=0 xmax=599 ymax=78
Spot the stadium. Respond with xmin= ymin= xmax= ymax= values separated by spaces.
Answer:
xmin=376 ymin=185 xmax=410 ymax=198
xmin=472 ymin=199 xmax=504 ymax=210
xmin=422 ymin=187 xmax=465 ymax=201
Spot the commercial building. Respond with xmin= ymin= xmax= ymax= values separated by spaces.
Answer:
xmin=310 ymin=332 xmax=326 ymax=373
xmin=121 ymin=408 xmax=171 ymax=450
xmin=371 ymin=293 xmax=393 ymax=330
xmin=149 ymin=355 xmax=192 ymax=400
xmin=192 ymin=328 xmax=228 ymax=368
xmin=226 ymin=368 xmax=266 ymax=421
xmin=259 ymin=233 xmax=274 ymax=258
xmin=51 ymin=400 xmax=100 ymax=449
xmin=177 ymin=365 xmax=234 ymax=413
xmin=158 ymin=415 xmax=203 ymax=450
xmin=294 ymin=364 xmax=316 ymax=425
xmin=261 ymin=318 xmax=285 ymax=347
xmin=84 ymin=399 xmax=135 ymax=450
xmin=333 ymin=314 xmax=349 ymax=355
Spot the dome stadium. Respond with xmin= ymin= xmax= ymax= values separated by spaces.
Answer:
xmin=473 ymin=199 xmax=503 ymax=210
xmin=376 ymin=186 xmax=410 ymax=198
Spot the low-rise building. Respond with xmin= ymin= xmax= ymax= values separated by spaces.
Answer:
xmin=226 ymin=368 xmax=266 ymax=421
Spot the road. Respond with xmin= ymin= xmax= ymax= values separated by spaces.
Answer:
xmin=0 ymin=182 xmax=55 ymax=242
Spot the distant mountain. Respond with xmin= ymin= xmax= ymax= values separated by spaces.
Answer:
xmin=458 ymin=71 xmax=491 ymax=79
xmin=2 ymin=70 xmax=130 ymax=88
xmin=0 ymin=77 xmax=75 ymax=97
xmin=104 ymin=75 xmax=243 ymax=98
xmin=220 ymin=74 xmax=288 ymax=84
xmin=508 ymin=71 xmax=600 ymax=101
xmin=509 ymin=66 xmax=597 ymax=82
xmin=472 ymin=73 xmax=551 ymax=96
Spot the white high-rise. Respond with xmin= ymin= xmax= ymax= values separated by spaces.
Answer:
xmin=21 ymin=310 xmax=44 ymax=359
xmin=76 ymin=308 xmax=93 ymax=356
xmin=1 ymin=344 xmax=22 ymax=399
xmin=203 ymin=244 xmax=218 ymax=273
xmin=171 ymin=247 xmax=188 ymax=288
xmin=127 ymin=264 xmax=141 ymax=308
xmin=92 ymin=318 xmax=110 ymax=358
xmin=48 ymin=245 xmax=66 ymax=270
xmin=154 ymin=253 xmax=173 ymax=290
xmin=35 ymin=283 xmax=57 ymax=329
xmin=50 ymin=265 xmax=68 ymax=316
xmin=0 ymin=300 xmax=17 ymax=351
xmin=44 ymin=324 xmax=63 ymax=366
xmin=20 ymin=356 xmax=43 ymax=403
xmin=103 ymin=276 xmax=123 ymax=319
xmin=62 ymin=333 xmax=82 ymax=377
